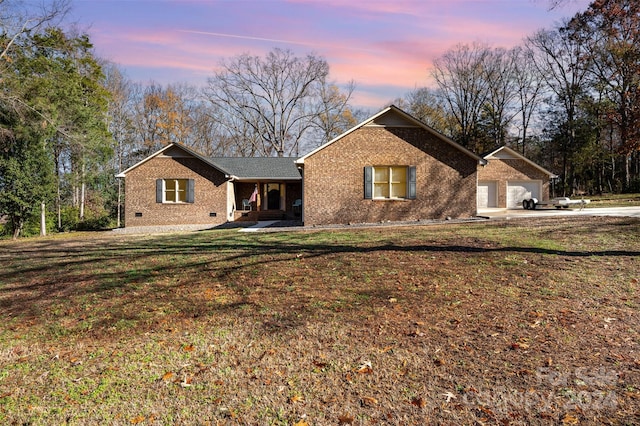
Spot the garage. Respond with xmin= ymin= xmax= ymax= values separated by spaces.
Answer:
xmin=507 ymin=181 xmax=541 ymax=209
xmin=477 ymin=181 xmax=497 ymax=208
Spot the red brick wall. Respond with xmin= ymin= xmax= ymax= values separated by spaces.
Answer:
xmin=302 ymin=126 xmax=478 ymax=226
xmin=478 ymin=159 xmax=550 ymax=208
xmin=123 ymin=155 xmax=228 ymax=227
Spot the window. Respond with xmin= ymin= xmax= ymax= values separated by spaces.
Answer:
xmin=156 ymin=179 xmax=194 ymax=203
xmin=364 ymin=166 xmax=416 ymax=200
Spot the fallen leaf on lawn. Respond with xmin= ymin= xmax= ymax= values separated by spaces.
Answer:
xmin=130 ymin=416 xmax=145 ymax=424
xmin=442 ymin=392 xmax=457 ymax=402
xmin=561 ymin=413 xmax=579 ymax=424
xmin=161 ymin=371 xmax=174 ymax=381
xmin=183 ymin=344 xmax=195 ymax=352
xmin=510 ymin=342 xmax=530 ymax=350
xmin=356 ymin=360 xmax=373 ymax=374
xmin=410 ymin=396 xmax=426 ymax=408
xmin=479 ymin=405 xmax=495 ymax=417
xmin=408 ymin=329 xmax=425 ymax=337
xmin=338 ymin=413 xmax=355 ymax=424
xmin=361 ymin=396 xmax=378 ymax=406
xmin=289 ymin=394 xmax=305 ymax=404
xmin=180 ymin=375 xmax=192 ymax=388
xmin=312 ymin=360 xmax=328 ymax=369
xmin=293 ymin=421 xmax=309 ymax=426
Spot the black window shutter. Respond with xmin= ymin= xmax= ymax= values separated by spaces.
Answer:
xmin=186 ymin=179 xmax=195 ymax=203
xmin=408 ymin=166 xmax=417 ymax=199
xmin=156 ymin=179 xmax=163 ymax=203
xmin=364 ymin=166 xmax=373 ymax=199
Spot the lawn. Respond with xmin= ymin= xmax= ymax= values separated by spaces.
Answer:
xmin=1 ymin=217 xmax=639 ymax=425
xmin=585 ymin=193 xmax=640 ymax=208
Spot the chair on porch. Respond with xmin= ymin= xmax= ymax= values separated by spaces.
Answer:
xmin=292 ymin=198 xmax=302 ymax=215
xmin=242 ymin=199 xmax=252 ymax=211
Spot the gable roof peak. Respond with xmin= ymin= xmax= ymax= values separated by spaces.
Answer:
xmin=483 ymin=145 xmax=557 ymax=178
xmin=296 ymin=105 xmax=485 ymax=165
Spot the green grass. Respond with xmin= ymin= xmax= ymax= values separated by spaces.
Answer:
xmin=585 ymin=193 xmax=640 ymax=207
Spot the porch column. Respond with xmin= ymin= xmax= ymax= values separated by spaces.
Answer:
xmin=256 ymin=181 xmax=262 ymax=211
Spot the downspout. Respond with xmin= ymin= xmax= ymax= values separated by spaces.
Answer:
xmin=299 ymin=167 xmax=304 ymax=224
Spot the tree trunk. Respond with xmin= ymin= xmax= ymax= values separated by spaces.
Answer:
xmin=40 ymin=201 xmax=46 ymax=236
xmin=80 ymin=162 xmax=85 ymax=221
xmin=12 ymin=219 xmax=23 ymax=239
xmin=625 ymin=154 xmax=631 ymax=190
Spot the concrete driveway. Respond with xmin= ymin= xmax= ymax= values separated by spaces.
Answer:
xmin=479 ymin=206 xmax=640 ymax=219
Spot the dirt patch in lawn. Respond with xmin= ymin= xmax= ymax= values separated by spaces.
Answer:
xmin=0 ymin=216 xmax=639 ymax=425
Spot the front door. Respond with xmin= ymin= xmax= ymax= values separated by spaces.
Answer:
xmin=266 ymin=183 xmax=281 ymax=210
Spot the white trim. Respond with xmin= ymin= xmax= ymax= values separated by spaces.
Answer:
xmin=161 ymin=178 xmax=188 ymax=203
xmin=116 ymin=143 xmax=230 ymax=178
xmin=296 ymin=105 xmax=486 ymax=166
xmin=484 ymin=146 xmax=557 ymax=178
xmin=372 ymin=165 xmax=409 ymax=200
xmin=226 ymin=181 xmax=235 ymax=220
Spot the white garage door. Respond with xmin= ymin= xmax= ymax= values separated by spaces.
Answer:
xmin=477 ymin=181 xmax=497 ymax=208
xmin=507 ymin=181 xmax=540 ymax=209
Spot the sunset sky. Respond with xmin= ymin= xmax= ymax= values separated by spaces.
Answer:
xmin=71 ymin=0 xmax=591 ymax=108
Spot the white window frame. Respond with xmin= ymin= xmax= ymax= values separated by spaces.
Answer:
xmin=373 ymin=166 xmax=408 ymax=199
xmin=163 ymin=178 xmax=188 ymax=203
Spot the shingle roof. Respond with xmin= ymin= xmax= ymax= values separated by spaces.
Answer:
xmin=209 ymin=157 xmax=302 ymax=181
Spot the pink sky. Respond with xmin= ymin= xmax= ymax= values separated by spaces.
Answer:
xmin=72 ymin=0 xmax=591 ymax=108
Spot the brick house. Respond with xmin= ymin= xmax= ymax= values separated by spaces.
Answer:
xmin=117 ymin=106 xmax=555 ymax=228
xmin=477 ymin=146 xmax=557 ymax=209
xmin=296 ymin=105 xmax=485 ymax=226
xmin=116 ymin=144 xmax=302 ymax=227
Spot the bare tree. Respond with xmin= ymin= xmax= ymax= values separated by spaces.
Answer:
xmin=431 ymin=43 xmax=493 ymax=152
xmin=527 ymin=24 xmax=592 ymax=193
xmin=312 ymin=80 xmax=356 ymax=147
xmin=103 ymin=62 xmax=137 ymax=228
xmin=131 ymin=82 xmax=165 ymax=156
xmin=566 ymin=0 xmax=640 ymax=188
xmin=483 ymin=47 xmax=519 ymax=148
xmin=394 ymin=87 xmax=452 ymax=135
xmin=206 ymin=48 xmax=331 ymax=157
xmin=1 ymin=0 xmax=70 ymax=60
xmin=511 ymin=46 xmax=545 ymax=156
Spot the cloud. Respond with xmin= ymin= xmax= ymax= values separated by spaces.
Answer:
xmin=77 ymin=0 xmax=592 ymax=107
xmin=178 ymin=30 xmax=380 ymax=54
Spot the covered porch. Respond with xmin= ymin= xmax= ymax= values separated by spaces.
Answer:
xmin=233 ymin=181 xmax=302 ymax=222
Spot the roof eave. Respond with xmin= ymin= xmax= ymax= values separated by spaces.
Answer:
xmin=297 ymin=105 xmax=485 ymax=164
xmin=116 ymin=143 xmax=232 ymax=177
xmin=484 ymin=146 xmax=556 ymax=177
xmin=232 ymin=176 xmax=302 ymax=181
xmin=296 ymin=106 xmax=395 ymax=164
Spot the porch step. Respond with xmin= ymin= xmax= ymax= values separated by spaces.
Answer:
xmin=234 ymin=210 xmax=286 ymax=222
xmin=256 ymin=210 xmax=286 ymax=221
